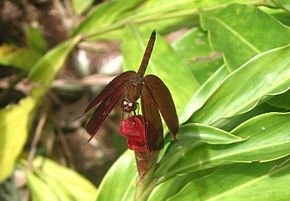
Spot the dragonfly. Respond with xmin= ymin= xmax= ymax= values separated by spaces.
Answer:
xmin=79 ymin=30 xmax=178 ymax=151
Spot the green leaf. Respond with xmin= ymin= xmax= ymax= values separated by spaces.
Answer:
xmin=148 ymin=168 xmax=217 ymax=201
xmin=266 ymin=90 xmax=290 ymax=109
xmin=261 ymin=7 xmax=290 ymax=26
xmin=32 ymin=157 xmax=97 ymax=201
xmin=172 ymin=27 xmax=223 ymax=84
xmin=191 ymin=45 xmax=290 ymax=127
xmin=29 ymin=36 xmax=81 ymax=92
xmin=167 ymin=159 xmax=290 ymax=201
xmin=219 ymin=101 xmax=287 ymax=131
xmin=77 ymin=0 xmax=258 ymax=40
xmin=173 ymin=28 xmax=213 ymax=59
xmin=180 ymin=65 xmax=228 ymax=124
xmin=25 ymin=25 xmax=47 ymax=53
xmin=72 ymin=0 xmax=94 ymax=15
xmin=72 ymin=0 xmax=143 ymax=36
xmin=0 ymin=97 xmax=36 ymax=182
xmin=0 ymin=45 xmax=42 ymax=71
xmin=122 ymin=26 xmax=200 ymax=117
xmin=200 ymin=4 xmax=290 ymax=71
xmin=176 ymin=123 xmax=245 ymax=144
xmin=157 ymin=112 xmax=290 ymax=177
xmin=27 ymin=172 xmax=60 ymax=201
xmin=271 ymin=0 xmax=290 ymax=12
xmin=95 ymin=151 xmax=137 ymax=201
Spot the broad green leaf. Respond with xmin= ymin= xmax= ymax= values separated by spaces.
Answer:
xmin=173 ymin=28 xmax=214 ymax=59
xmin=180 ymin=65 xmax=228 ymax=124
xmin=95 ymin=151 xmax=137 ymax=201
xmin=172 ymin=27 xmax=223 ymax=84
xmin=72 ymin=0 xmax=143 ymax=36
xmin=157 ymin=112 xmax=290 ymax=177
xmin=29 ymin=36 xmax=81 ymax=91
xmin=191 ymin=45 xmax=290 ymax=126
xmin=200 ymin=4 xmax=290 ymax=71
xmin=0 ymin=45 xmax=41 ymax=71
xmin=27 ymin=172 xmax=59 ymax=201
xmin=219 ymin=101 xmax=288 ymax=131
xmin=175 ymin=123 xmax=245 ymax=144
xmin=261 ymin=7 xmax=290 ymax=26
xmin=272 ymin=0 xmax=290 ymax=12
xmin=168 ymin=159 xmax=290 ymax=201
xmin=32 ymin=157 xmax=97 ymax=201
xmin=135 ymin=0 xmax=259 ymax=18
xmin=266 ymin=90 xmax=290 ymax=109
xmin=148 ymin=168 xmax=217 ymax=201
xmin=25 ymin=25 xmax=47 ymax=53
xmin=187 ymin=57 xmax=224 ymax=84
xmin=72 ymin=0 xmax=94 ymax=15
xmin=0 ymin=97 xmax=36 ymax=182
xmin=32 ymin=171 xmax=71 ymax=201
xmin=79 ymin=0 xmax=259 ymax=40
xmin=122 ymin=26 xmax=199 ymax=117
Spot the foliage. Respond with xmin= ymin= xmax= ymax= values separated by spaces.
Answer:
xmin=24 ymin=157 xmax=97 ymax=201
xmin=0 ymin=0 xmax=289 ymax=200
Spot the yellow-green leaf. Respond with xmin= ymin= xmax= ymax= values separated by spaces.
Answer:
xmin=0 ymin=45 xmax=41 ymax=71
xmin=0 ymin=97 xmax=36 ymax=182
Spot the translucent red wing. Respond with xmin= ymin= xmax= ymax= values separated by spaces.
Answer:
xmin=78 ymin=71 xmax=136 ymax=118
xmin=85 ymin=86 xmax=125 ymax=141
xmin=144 ymin=75 xmax=179 ymax=139
xmin=141 ymin=84 xmax=164 ymax=151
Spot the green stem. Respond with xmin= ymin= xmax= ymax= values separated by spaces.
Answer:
xmin=135 ymin=167 xmax=156 ymax=201
xmin=134 ymin=151 xmax=158 ymax=201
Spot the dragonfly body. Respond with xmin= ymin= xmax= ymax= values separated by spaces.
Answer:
xmin=121 ymin=75 xmax=143 ymax=112
xmin=80 ymin=30 xmax=178 ymax=151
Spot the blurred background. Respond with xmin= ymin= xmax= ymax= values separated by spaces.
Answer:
xmin=0 ymin=0 xmax=132 ymax=200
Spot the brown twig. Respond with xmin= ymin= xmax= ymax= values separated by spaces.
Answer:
xmin=28 ymin=106 xmax=48 ymax=170
xmin=54 ymin=119 xmax=76 ymax=168
xmin=0 ymin=71 xmax=27 ymax=103
xmin=52 ymin=74 xmax=115 ymax=87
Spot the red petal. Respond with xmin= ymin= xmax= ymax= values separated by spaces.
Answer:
xmin=119 ymin=115 xmax=146 ymax=152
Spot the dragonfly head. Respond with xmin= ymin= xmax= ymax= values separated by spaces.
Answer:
xmin=121 ymin=99 xmax=137 ymax=113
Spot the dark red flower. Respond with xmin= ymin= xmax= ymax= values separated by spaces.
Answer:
xmin=119 ymin=115 xmax=158 ymax=152
xmin=79 ymin=30 xmax=178 ymax=151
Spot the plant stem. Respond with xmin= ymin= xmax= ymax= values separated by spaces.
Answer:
xmin=0 ymin=72 xmax=26 ymax=103
xmin=134 ymin=151 xmax=158 ymax=201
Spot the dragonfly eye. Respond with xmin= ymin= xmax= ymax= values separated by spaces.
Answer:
xmin=121 ymin=100 xmax=137 ymax=113
xmin=121 ymin=99 xmax=128 ymax=106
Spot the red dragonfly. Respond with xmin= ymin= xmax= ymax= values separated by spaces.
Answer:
xmin=79 ymin=30 xmax=178 ymax=151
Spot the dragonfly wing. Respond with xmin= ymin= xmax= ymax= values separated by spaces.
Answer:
xmin=79 ymin=71 xmax=136 ymax=118
xmin=144 ymin=75 xmax=179 ymax=139
xmin=85 ymin=86 xmax=125 ymax=141
xmin=141 ymin=84 xmax=163 ymax=151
